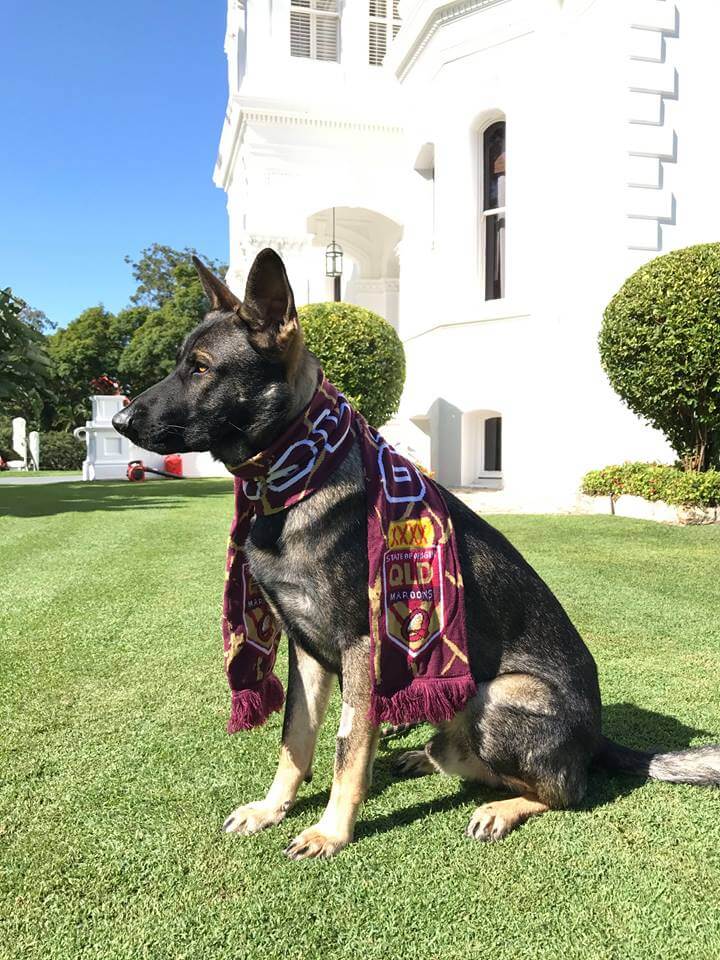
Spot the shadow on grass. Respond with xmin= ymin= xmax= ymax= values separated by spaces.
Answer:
xmin=311 ymin=704 xmax=718 ymax=843
xmin=0 ymin=477 xmax=234 ymax=519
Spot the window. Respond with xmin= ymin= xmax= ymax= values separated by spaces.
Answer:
xmin=483 ymin=417 xmax=502 ymax=472
xmin=369 ymin=0 xmax=401 ymax=66
xmin=460 ymin=411 xmax=503 ymax=486
xmin=291 ymin=0 xmax=340 ymax=62
xmin=481 ymin=121 xmax=506 ymax=300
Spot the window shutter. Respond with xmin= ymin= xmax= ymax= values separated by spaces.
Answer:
xmin=369 ymin=0 xmax=400 ymax=66
xmin=291 ymin=0 xmax=339 ymax=61
xmin=290 ymin=11 xmax=311 ymax=58
xmin=369 ymin=21 xmax=387 ymax=66
xmin=315 ymin=15 xmax=339 ymax=61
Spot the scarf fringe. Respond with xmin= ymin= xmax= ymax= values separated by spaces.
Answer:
xmin=227 ymin=674 xmax=285 ymax=733
xmin=369 ymin=675 xmax=477 ymax=727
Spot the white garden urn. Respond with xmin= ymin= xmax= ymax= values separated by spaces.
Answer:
xmin=73 ymin=395 xmax=165 ymax=481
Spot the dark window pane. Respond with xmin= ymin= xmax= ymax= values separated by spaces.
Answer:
xmin=485 ymin=213 xmax=505 ymax=300
xmin=483 ymin=121 xmax=506 ymax=211
xmin=484 ymin=417 xmax=502 ymax=472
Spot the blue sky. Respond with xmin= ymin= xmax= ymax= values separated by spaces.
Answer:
xmin=2 ymin=0 xmax=229 ymax=328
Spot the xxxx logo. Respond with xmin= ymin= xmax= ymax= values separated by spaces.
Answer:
xmin=388 ymin=517 xmax=435 ymax=549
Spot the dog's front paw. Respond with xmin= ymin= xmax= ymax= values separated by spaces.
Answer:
xmin=284 ymin=825 xmax=349 ymax=860
xmin=222 ymin=800 xmax=287 ymax=836
xmin=465 ymin=802 xmax=518 ymax=842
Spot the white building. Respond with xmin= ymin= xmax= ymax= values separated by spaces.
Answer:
xmin=214 ymin=0 xmax=717 ymax=511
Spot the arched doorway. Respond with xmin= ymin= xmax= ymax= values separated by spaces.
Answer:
xmin=306 ymin=207 xmax=402 ymax=328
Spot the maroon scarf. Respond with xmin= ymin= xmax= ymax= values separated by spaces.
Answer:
xmin=222 ymin=375 xmax=475 ymax=732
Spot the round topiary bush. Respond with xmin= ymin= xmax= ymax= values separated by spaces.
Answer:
xmin=600 ymin=243 xmax=720 ymax=471
xmin=299 ymin=302 xmax=405 ymax=427
xmin=40 ymin=431 xmax=86 ymax=470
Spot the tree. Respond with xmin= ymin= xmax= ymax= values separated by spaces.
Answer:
xmin=45 ymin=305 xmax=149 ymax=427
xmin=39 ymin=246 xmax=224 ymax=428
xmin=19 ymin=304 xmax=55 ymax=334
xmin=0 ymin=288 xmax=53 ymax=418
xmin=600 ymin=243 xmax=720 ymax=471
xmin=118 ymin=263 xmax=212 ymax=393
xmin=125 ymin=243 xmax=226 ymax=309
xmin=299 ymin=302 xmax=406 ymax=427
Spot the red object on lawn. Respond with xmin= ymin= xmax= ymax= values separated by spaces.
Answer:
xmin=127 ymin=461 xmax=146 ymax=481
xmin=163 ymin=454 xmax=183 ymax=477
xmin=126 ymin=459 xmax=184 ymax=481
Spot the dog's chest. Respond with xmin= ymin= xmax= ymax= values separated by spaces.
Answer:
xmin=244 ymin=444 xmax=369 ymax=663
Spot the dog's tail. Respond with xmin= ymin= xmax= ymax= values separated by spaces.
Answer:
xmin=595 ymin=736 xmax=720 ymax=786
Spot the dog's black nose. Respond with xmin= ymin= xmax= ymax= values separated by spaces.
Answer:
xmin=112 ymin=406 xmax=134 ymax=436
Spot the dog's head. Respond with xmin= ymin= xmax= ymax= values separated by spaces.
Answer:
xmin=112 ymin=249 xmax=314 ymax=465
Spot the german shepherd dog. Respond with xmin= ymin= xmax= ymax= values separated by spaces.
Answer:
xmin=113 ymin=249 xmax=720 ymax=859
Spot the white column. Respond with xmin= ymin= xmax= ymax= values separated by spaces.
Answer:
xmin=11 ymin=417 xmax=27 ymax=469
xmin=28 ymin=432 xmax=40 ymax=471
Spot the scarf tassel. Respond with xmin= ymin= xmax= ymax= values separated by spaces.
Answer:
xmin=369 ymin=675 xmax=477 ymax=728
xmin=227 ymin=673 xmax=285 ymax=733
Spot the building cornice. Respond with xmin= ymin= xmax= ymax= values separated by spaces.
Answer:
xmin=215 ymin=95 xmax=403 ymax=191
xmin=389 ymin=0 xmax=512 ymax=82
xmin=232 ymin=94 xmax=403 ymax=134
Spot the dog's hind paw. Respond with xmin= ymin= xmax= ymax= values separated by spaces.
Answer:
xmin=392 ymin=749 xmax=436 ymax=778
xmin=284 ymin=826 xmax=349 ymax=860
xmin=222 ymin=800 xmax=287 ymax=836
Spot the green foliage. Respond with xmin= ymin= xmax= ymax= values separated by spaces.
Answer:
xmin=118 ymin=263 xmax=211 ymax=393
xmin=42 ymin=248 xmax=224 ymax=426
xmin=125 ymin=243 xmax=226 ymax=309
xmin=45 ymin=305 xmax=131 ymax=427
xmin=18 ymin=304 xmax=55 ymax=334
xmin=581 ymin=461 xmax=720 ymax=507
xmin=0 ymin=415 xmax=19 ymax=461
xmin=0 ymin=288 xmax=53 ymax=417
xmin=299 ymin=302 xmax=405 ymax=427
xmin=38 ymin=431 xmax=86 ymax=470
xmin=600 ymin=243 xmax=720 ymax=471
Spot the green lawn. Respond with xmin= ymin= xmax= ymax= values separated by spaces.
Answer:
xmin=2 ymin=480 xmax=720 ymax=960
xmin=0 ymin=470 xmax=81 ymax=479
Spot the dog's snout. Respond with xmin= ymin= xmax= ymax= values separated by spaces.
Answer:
xmin=112 ymin=406 xmax=134 ymax=437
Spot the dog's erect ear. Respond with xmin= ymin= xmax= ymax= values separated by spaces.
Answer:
xmin=192 ymin=256 xmax=242 ymax=314
xmin=240 ymin=248 xmax=299 ymax=356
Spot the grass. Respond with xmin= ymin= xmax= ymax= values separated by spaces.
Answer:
xmin=2 ymin=479 xmax=720 ymax=960
xmin=0 ymin=470 xmax=81 ymax=479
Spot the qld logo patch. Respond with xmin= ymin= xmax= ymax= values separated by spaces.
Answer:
xmin=242 ymin=563 xmax=280 ymax=655
xmin=383 ymin=521 xmax=443 ymax=658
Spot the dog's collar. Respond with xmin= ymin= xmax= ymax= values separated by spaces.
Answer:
xmin=224 ymin=373 xmax=355 ymax=516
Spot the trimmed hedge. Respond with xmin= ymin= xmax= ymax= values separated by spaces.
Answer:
xmin=581 ymin=462 xmax=720 ymax=508
xmin=600 ymin=243 xmax=720 ymax=471
xmin=299 ymin=302 xmax=405 ymax=428
xmin=40 ymin=432 xmax=86 ymax=471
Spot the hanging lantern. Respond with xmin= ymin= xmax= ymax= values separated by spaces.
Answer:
xmin=325 ymin=241 xmax=343 ymax=277
xmin=325 ymin=208 xmax=343 ymax=277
